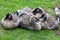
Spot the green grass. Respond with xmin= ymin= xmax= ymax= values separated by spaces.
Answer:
xmin=0 ymin=0 xmax=60 ymax=40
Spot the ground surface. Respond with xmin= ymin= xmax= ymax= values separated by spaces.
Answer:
xmin=0 ymin=0 xmax=60 ymax=40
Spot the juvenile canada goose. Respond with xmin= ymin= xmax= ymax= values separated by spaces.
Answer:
xmin=40 ymin=13 xmax=59 ymax=30
xmin=29 ymin=7 xmax=45 ymax=30
xmin=1 ymin=13 xmax=19 ymax=29
xmin=18 ymin=13 xmax=34 ymax=30
xmin=30 ymin=7 xmax=59 ymax=30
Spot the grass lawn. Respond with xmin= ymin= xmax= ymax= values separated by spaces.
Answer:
xmin=0 ymin=0 xmax=60 ymax=40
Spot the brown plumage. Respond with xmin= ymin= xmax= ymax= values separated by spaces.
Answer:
xmin=1 ymin=13 xmax=19 ymax=29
